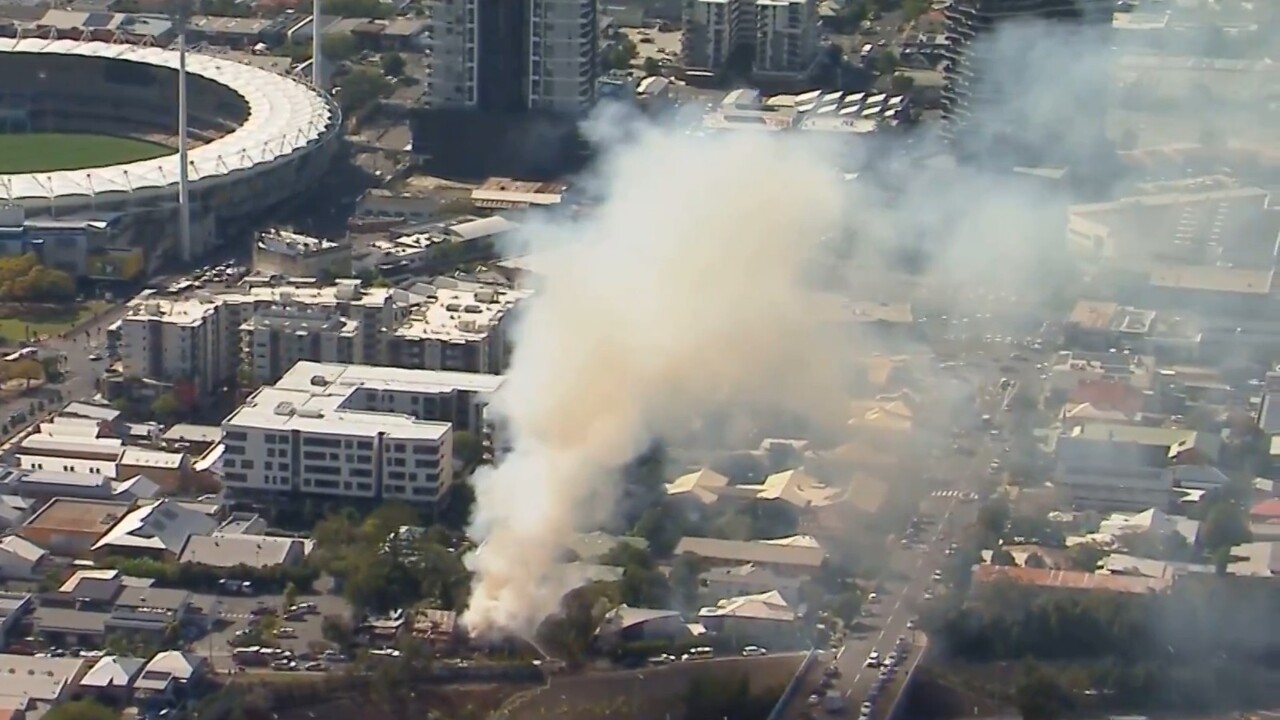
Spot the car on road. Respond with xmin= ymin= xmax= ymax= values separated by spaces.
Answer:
xmin=808 ymin=693 xmax=823 ymax=707
xmin=649 ymin=653 xmax=677 ymax=665
xmin=861 ymin=702 xmax=874 ymax=715
xmin=865 ymin=651 xmax=881 ymax=667
xmin=906 ymin=618 xmax=916 ymax=630
xmin=742 ymin=645 xmax=768 ymax=657
xmin=931 ymin=570 xmax=944 ymax=582
xmin=303 ymin=661 xmax=327 ymax=672
xmin=824 ymin=664 xmax=841 ymax=678
xmin=271 ymin=659 xmax=298 ymax=671
xmin=273 ymin=627 xmax=297 ymax=639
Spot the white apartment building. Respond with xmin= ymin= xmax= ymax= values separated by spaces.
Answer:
xmin=752 ymin=0 xmax=819 ymax=77
xmin=114 ymin=281 xmax=482 ymax=391
xmin=389 ymin=279 xmax=528 ymax=374
xmin=529 ymin=0 xmax=600 ymax=113
xmin=682 ymin=0 xmax=818 ymax=78
xmin=222 ymin=390 xmax=454 ymax=506
xmin=114 ymin=295 xmax=229 ymax=395
xmin=423 ymin=0 xmax=598 ymax=115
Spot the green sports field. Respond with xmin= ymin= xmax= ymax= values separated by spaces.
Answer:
xmin=0 ymin=133 xmax=173 ymax=174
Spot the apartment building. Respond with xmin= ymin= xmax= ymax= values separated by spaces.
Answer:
xmin=252 ymin=229 xmax=352 ymax=278
xmin=682 ymin=0 xmax=818 ymax=79
xmin=221 ymin=388 xmax=455 ymax=507
xmin=939 ymin=0 xmax=1111 ymax=158
xmin=423 ymin=0 xmax=599 ymax=115
xmin=115 ymin=280 xmax=524 ymax=391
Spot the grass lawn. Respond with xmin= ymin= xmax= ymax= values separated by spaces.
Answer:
xmin=0 ymin=301 xmax=108 ymax=341
xmin=0 ymin=133 xmax=173 ymax=173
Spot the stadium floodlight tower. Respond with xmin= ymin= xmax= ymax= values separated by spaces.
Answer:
xmin=170 ymin=0 xmax=193 ymax=263
xmin=312 ymin=0 xmax=323 ymax=89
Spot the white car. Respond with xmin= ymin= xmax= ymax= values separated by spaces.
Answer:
xmin=861 ymin=702 xmax=874 ymax=714
xmin=741 ymin=645 xmax=768 ymax=657
xmin=864 ymin=652 xmax=881 ymax=667
xmin=272 ymin=627 xmax=297 ymax=639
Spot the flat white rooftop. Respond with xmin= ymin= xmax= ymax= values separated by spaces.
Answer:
xmin=226 ymin=386 xmax=451 ymax=441
xmin=276 ymin=360 xmax=504 ymax=395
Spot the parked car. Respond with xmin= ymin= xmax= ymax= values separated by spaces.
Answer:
xmin=742 ymin=645 xmax=768 ymax=657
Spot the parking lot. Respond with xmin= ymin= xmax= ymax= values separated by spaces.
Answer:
xmin=188 ymin=590 xmax=352 ymax=665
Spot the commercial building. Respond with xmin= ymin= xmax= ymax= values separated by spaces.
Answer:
xmin=422 ymin=0 xmax=599 ymax=115
xmin=673 ymin=535 xmax=825 ymax=575
xmin=352 ymin=215 xmax=518 ymax=278
xmin=0 ymin=654 xmax=85 ymax=709
xmin=220 ymin=364 xmax=479 ymax=506
xmin=18 ymin=498 xmax=131 ymax=557
xmin=939 ymin=0 xmax=1111 ymax=160
xmin=252 ymin=229 xmax=352 ymax=278
xmin=682 ymin=0 xmax=820 ymax=81
xmin=1054 ymin=423 xmax=1222 ymax=511
xmin=112 ymin=279 xmax=526 ymax=391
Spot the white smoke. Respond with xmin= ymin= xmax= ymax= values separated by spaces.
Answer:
xmin=463 ymin=117 xmax=851 ymax=634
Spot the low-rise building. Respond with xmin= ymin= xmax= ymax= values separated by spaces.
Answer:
xmin=1055 ymin=423 xmax=1222 ymax=511
xmin=696 ymin=590 xmax=798 ymax=646
xmin=0 ymin=654 xmax=85 ymax=709
xmin=252 ymin=229 xmax=352 ymax=278
xmin=971 ymin=565 xmax=1173 ymax=596
xmin=90 ymin=499 xmax=218 ymax=561
xmin=596 ymin=605 xmax=689 ymax=645
xmin=673 ymin=536 xmax=825 ymax=575
xmin=0 ymin=593 xmax=33 ymax=648
xmin=178 ymin=533 xmax=307 ymax=568
xmin=80 ymin=655 xmax=146 ymax=705
xmin=18 ymin=498 xmax=131 ymax=557
xmin=699 ymin=564 xmax=803 ymax=605
xmin=0 ymin=536 xmax=48 ymax=580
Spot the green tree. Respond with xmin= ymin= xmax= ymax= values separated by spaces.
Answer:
xmin=874 ymin=50 xmax=898 ymax=76
xmin=321 ymin=614 xmax=355 ymax=648
xmin=668 ymin=554 xmax=703 ymax=610
xmin=283 ymin=581 xmax=299 ymax=610
xmin=336 ymin=67 xmax=393 ymax=112
xmin=991 ymin=547 xmax=1017 ymax=566
xmin=150 ymin=392 xmax=181 ymax=423
xmin=1066 ymin=543 xmax=1107 ymax=571
xmin=1014 ymin=662 xmax=1073 ymax=720
xmin=380 ymin=51 xmax=407 ymax=77
xmin=1200 ymin=502 xmax=1251 ymax=552
xmin=43 ymin=700 xmax=119 ymax=720
xmin=641 ymin=57 xmax=662 ymax=76
xmin=452 ymin=430 xmax=486 ymax=467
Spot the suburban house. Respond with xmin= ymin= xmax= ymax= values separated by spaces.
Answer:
xmin=970 ymin=565 xmax=1173 ymax=596
xmin=80 ymin=655 xmax=146 ymax=705
xmin=133 ymin=651 xmax=209 ymax=708
xmin=673 ymin=536 xmax=826 ymax=576
xmin=699 ymin=563 xmax=804 ymax=605
xmin=91 ymin=499 xmax=218 ymax=561
xmin=665 ymin=469 xmax=842 ymax=510
xmin=696 ymin=590 xmax=799 ymax=646
xmin=595 ymin=605 xmax=690 ymax=646
xmin=0 ymin=536 xmax=48 ymax=581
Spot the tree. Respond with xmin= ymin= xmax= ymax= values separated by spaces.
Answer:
xmin=1014 ymin=662 xmax=1072 ymax=720
xmin=43 ymin=700 xmax=119 ymax=720
xmin=452 ymin=430 xmax=486 ymax=467
xmin=890 ymin=73 xmax=915 ymax=93
xmin=1066 ymin=543 xmax=1106 ymax=571
xmin=874 ymin=50 xmax=898 ymax=76
xmin=1200 ymin=502 xmax=1251 ymax=552
xmin=283 ymin=581 xmax=299 ymax=610
xmin=641 ymin=57 xmax=662 ymax=77
xmin=336 ymin=67 xmax=393 ymax=112
xmin=150 ymin=392 xmax=181 ymax=423
xmin=668 ymin=554 xmax=703 ymax=610
xmin=322 ymin=614 xmax=355 ymax=648
xmin=5 ymin=357 xmax=43 ymax=388
xmin=380 ymin=51 xmax=406 ymax=78
xmin=991 ymin=548 xmax=1017 ymax=566
xmin=1024 ymin=552 xmax=1048 ymax=569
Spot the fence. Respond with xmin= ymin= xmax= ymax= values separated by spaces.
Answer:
xmin=766 ymin=646 xmax=820 ymax=720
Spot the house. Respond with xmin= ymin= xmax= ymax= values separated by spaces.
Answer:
xmin=177 ymin=534 xmax=306 ymax=569
xmin=91 ymin=499 xmax=217 ymax=561
xmin=0 ymin=654 xmax=85 ymax=708
xmin=970 ymin=565 xmax=1173 ymax=596
xmin=596 ymin=605 xmax=689 ymax=645
xmin=134 ymin=651 xmax=208 ymax=706
xmin=113 ymin=476 xmax=162 ymax=503
xmin=665 ymin=469 xmax=730 ymax=506
xmin=673 ymin=536 xmax=825 ymax=575
xmin=0 ymin=593 xmax=33 ymax=648
xmin=699 ymin=563 xmax=804 ymax=605
xmin=0 ymin=494 xmax=31 ymax=531
xmin=0 ymin=536 xmax=48 ymax=580
xmin=737 ymin=469 xmax=843 ymax=510
xmin=79 ymin=655 xmax=145 ymax=705
xmin=106 ymin=588 xmax=191 ymax=643
xmin=696 ymin=590 xmax=799 ymax=646
xmin=18 ymin=498 xmax=131 ymax=557
xmin=412 ymin=608 xmax=458 ymax=646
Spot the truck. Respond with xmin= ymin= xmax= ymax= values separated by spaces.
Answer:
xmin=824 ymin=690 xmax=846 ymax=713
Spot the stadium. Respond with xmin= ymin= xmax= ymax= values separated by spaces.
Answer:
xmin=0 ymin=38 xmax=342 ymax=276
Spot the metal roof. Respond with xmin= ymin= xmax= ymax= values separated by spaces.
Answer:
xmin=0 ymin=38 xmax=337 ymax=204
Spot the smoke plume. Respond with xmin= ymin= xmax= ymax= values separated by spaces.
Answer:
xmin=463 ymin=122 xmax=850 ymax=634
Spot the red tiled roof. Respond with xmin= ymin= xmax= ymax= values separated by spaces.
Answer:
xmin=1250 ymin=498 xmax=1280 ymax=520
xmin=1069 ymin=379 xmax=1145 ymax=415
xmin=972 ymin=565 xmax=1172 ymax=594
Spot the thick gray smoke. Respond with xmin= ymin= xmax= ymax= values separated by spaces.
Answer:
xmin=463 ymin=124 xmax=851 ymax=633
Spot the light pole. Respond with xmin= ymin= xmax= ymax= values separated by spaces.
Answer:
xmin=312 ymin=0 xmax=323 ymax=89
xmin=172 ymin=0 xmax=192 ymax=263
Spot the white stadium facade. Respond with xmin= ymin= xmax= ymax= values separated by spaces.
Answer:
xmin=0 ymin=38 xmax=341 ymax=273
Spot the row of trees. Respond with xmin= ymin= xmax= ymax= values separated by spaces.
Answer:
xmin=99 ymin=555 xmax=320 ymax=594
xmin=0 ymin=253 xmax=75 ymax=303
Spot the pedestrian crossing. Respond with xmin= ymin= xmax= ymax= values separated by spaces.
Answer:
xmin=930 ymin=490 xmax=965 ymax=499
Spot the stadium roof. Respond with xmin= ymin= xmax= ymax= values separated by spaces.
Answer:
xmin=0 ymin=38 xmax=337 ymax=204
